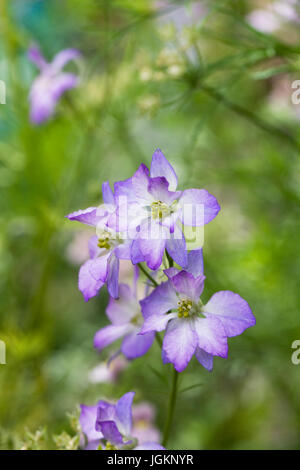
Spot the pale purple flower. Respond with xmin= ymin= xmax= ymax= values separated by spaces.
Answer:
xmin=66 ymin=182 xmax=133 ymax=300
xmin=139 ymin=249 xmax=255 ymax=372
xmin=111 ymin=149 xmax=220 ymax=270
xmin=80 ymin=393 xmax=164 ymax=450
xmin=28 ymin=45 xmax=80 ymax=124
xmin=88 ymin=356 xmax=128 ymax=384
xmin=94 ymin=283 xmax=155 ymax=360
xmin=132 ymin=403 xmax=161 ymax=445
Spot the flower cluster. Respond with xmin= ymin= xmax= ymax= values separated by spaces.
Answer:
xmin=80 ymin=392 xmax=164 ymax=450
xmin=66 ymin=148 xmax=255 ymax=448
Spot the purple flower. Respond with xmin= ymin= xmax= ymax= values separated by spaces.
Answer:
xmin=111 ymin=149 xmax=220 ymax=270
xmin=94 ymin=283 xmax=154 ymax=360
xmin=139 ymin=249 xmax=255 ymax=372
xmin=80 ymin=392 xmax=164 ymax=450
xmin=132 ymin=402 xmax=161 ymax=445
xmin=66 ymin=182 xmax=133 ymax=300
xmin=28 ymin=45 xmax=80 ymax=124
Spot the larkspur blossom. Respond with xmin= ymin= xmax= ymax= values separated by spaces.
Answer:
xmin=139 ymin=249 xmax=255 ymax=372
xmin=110 ymin=149 xmax=220 ymax=270
xmin=80 ymin=392 xmax=164 ymax=450
xmin=94 ymin=282 xmax=154 ymax=360
xmin=66 ymin=182 xmax=134 ymax=300
xmin=28 ymin=45 xmax=80 ymax=124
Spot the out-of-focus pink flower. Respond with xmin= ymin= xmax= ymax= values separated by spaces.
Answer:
xmin=247 ymin=1 xmax=299 ymax=34
xmin=88 ymin=356 xmax=128 ymax=384
xmin=131 ymin=402 xmax=161 ymax=445
xmin=66 ymin=230 xmax=93 ymax=265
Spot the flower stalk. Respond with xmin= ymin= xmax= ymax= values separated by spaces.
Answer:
xmin=162 ymin=367 xmax=179 ymax=447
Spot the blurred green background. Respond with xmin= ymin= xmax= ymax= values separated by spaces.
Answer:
xmin=0 ymin=0 xmax=300 ymax=450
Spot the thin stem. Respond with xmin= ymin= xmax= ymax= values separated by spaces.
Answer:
xmin=166 ymin=250 xmax=174 ymax=268
xmin=138 ymin=263 xmax=158 ymax=287
xmin=162 ymin=368 xmax=179 ymax=447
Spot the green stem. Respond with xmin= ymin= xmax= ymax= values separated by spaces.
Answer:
xmin=138 ymin=263 xmax=158 ymax=287
xmin=162 ymin=368 xmax=179 ymax=447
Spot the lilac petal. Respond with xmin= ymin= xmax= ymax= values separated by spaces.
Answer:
xmin=139 ymin=313 xmax=176 ymax=334
xmin=138 ymin=220 xmax=168 ymax=270
xmin=78 ymin=259 xmax=105 ymax=302
xmin=79 ymin=405 xmax=101 ymax=443
xmin=114 ymin=177 xmax=136 ymax=203
xmin=170 ymin=271 xmax=205 ymax=301
xmin=94 ymin=324 xmax=131 ymax=351
xmin=150 ymin=148 xmax=178 ymax=191
xmin=116 ymin=392 xmax=135 ymax=437
xmin=51 ymin=48 xmax=81 ymax=72
xmin=121 ymin=331 xmax=155 ymax=359
xmin=195 ymin=348 xmax=213 ymax=371
xmin=106 ymin=253 xmax=119 ymax=299
xmin=66 ymin=207 xmax=105 ymax=226
xmin=148 ymin=177 xmax=181 ymax=205
xmin=114 ymin=240 xmax=132 ymax=260
xmin=140 ymin=281 xmax=177 ymax=318
xmin=51 ymin=72 xmax=78 ymax=101
xmin=166 ymin=226 xmax=187 ymax=268
xmin=89 ymin=254 xmax=110 ymax=281
xmin=99 ymin=421 xmax=123 ymax=445
xmin=131 ymin=164 xmax=152 ymax=205
xmin=186 ymin=249 xmax=204 ymax=277
xmin=102 ymin=181 xmax=115 ymax=206
xmin=163 ymin=318 xmax=198 ymax=372
xmin=106 ymin=284 xmax=138 ymax=325
xmin=179 ymin=189 xmax=220 ymax=226
xmin=97 ymin=401 xmax=116 ymax=423
xmin=88 ymin=235 xmax=101 ymax=259
xmin=164 ymin=267 xmax=179 ymax=279
xmin=131 ymin=239 xmax=145 ymax=264
xmin=28 ymin=45 xmax=47 ymax=69
xmin=193 ymin=316 xmax=228 ymax=358
xmin=135 ymin=443 xmax=165 ymax=450
xmin=204 ymin=291 xmax=255 ymax=337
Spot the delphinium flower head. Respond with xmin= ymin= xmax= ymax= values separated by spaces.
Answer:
xmin=111 ymin=149 xmax=220 ymax=270
xmin=94 ymin=279 xmax=154 ymax=360
xmin=80 ymin=392 xmax=164 ymax=450
xmin=28 ymin=45 xmax=80 ymax=124
xmin=66 ymin=182 xmax=134 ymax=300
xmin=139 ymin=249 xmax=255 ymax=372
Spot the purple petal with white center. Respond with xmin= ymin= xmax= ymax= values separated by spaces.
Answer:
xmin=106 ymin=253 xmax=119 ymax=298
xmin=147 ymin=177 xmax=181 ymax=205
xmin=150 ymin=148 xmax=178 ymax=191
xmin=140 ymin=281 xmax=177 ymax=318
xmin=28 ymin=46 xmax=47 ymax=69
xmin=195 ymin=348 xmax=213 ymax=371
xmin=135 ymin=443 xmax=165 ymax=450
xmin=66 ymin=206 xmax=106 ymax=226
xmin=179 ymin=189 xmax=220 ymax=226
xmin=170 ymin=271 xmax=205 ymax=301
xmin=186 ymin=249 xmax=204 ymax=277
xmin=203 ymin=291 xmax=255 ymax=337
xmin=99 ymin=421 xmax=124 ymax=445
xmin=163 ymin=318 xmax=198 ymax=372
xmin=193 ymin=316 xmax=228 ymax=358
xmin=131 ymin=164 xmax=152 ymax=206
xmin=102 ymin=181 xmax=115 ymax=206
xmin=80 ymin=405 xmax=101 ymax=443
xmin=94 ymin=324 xmax=131 ymax=351
xmin=50 ymin=48 xmax=81 ymax=72
xmin=139 ymin=313 xmax=176 ymax=335
xmin=166 ymin=226 xmax=187 ymax=268
xmin=78 ymin=259 xmax=105 ymax=302
xmin=121 ymin=330 xmax=155 ymax=359
xmin=106 ymin=284 xmax=138 ymax=325
xmin=116 ymin=392 xmax=135 ymax=437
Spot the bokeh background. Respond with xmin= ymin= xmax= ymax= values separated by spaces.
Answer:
xmin=0 ymin=0 xmax=300 ymax=450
